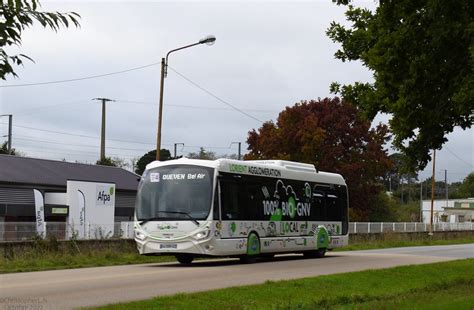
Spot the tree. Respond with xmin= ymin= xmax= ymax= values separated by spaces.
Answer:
xmin=218 ymin=153 xmax=240 ymax=160
xmin=96 ymin=157 xmax=119 ymax=167
xmin=457 ymin=172 xmax=474 ymax=198
xmin=327 ymin=0 xmax=474 ymax=171
xmin=246 ymin=97 xmax=392 ymax=221
xmin=383 ymin=153 xmax=418 ymax=193
xmin=1 ymin=0 xmax=80 ymax=79
xmin=0 ymin=141 xmax=15 ymax=155
xmin=187 ymin=147 xmax=216 ymax=160
xmin=135 ymin=149 xmax=172 ymax=175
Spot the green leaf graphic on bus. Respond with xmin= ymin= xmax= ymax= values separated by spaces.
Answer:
xmin=263 ymin=180 xmax=311 ymax=221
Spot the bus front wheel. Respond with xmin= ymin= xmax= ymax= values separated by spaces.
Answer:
xmin=240 ymin=232 xmax=260 ymax=264
xmin=176 ymin=254 xmax=194 ymax=264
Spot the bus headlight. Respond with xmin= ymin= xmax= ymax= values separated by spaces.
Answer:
xmin=135 ymin=230 xmax=146 ymax=240
xmin=194 ymin=229 xmax=210 ymax=240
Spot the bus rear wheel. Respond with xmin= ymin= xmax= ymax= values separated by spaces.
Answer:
xmin=303 ymin=248 xmax=326 ymax=259
xmin=176 ymin=254 xmax=194 ymax=264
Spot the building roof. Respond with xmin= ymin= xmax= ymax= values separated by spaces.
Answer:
xmin=0 ymin=155 xmax=139 ymax=191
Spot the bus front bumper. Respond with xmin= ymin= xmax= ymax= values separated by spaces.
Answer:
xmin=135 ymin=236 xmax=218 ymax=256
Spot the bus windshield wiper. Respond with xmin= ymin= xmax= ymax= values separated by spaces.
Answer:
xmin=138 ymin=211 xmax=200 ymax=226
xmin=161 ymin=211 xmax=200 ymax=226
xmin=138 ymin=217 xmax=162 ymax=225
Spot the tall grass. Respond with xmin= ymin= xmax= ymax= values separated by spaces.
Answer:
xmin=0 ymin=235 xmax=172 ymax=273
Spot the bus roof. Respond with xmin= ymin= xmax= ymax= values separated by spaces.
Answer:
xmin=146 ymin=158 xmax=346 ymax=186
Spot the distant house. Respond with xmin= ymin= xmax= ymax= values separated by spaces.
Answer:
xmin=421 ymin=199 xmax=474 ymax=223
xmin=0 ymin=154 xmax=140 ymax=240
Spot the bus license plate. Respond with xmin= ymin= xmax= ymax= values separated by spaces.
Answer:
xmin=160 ymin=243 xmax=177 ymax=249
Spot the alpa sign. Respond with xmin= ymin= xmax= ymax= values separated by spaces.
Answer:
xmin=95 ymin=185 xmax=115 ymax=206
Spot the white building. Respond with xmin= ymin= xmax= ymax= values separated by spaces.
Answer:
xmin=421 ymin=199 xmax=474 ymax=223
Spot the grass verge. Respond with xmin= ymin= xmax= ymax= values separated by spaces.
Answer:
xmin=95 ymin=259 xmax=474 ymax=309
xmin=0 ymin=238 xmax=174 ymax=273
xmin=1 ymin=233 xmax=473 ymax=273
xmin=335 ymin=234 xmax=474 ymax=251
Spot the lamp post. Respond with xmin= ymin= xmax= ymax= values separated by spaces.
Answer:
xmin=156 ymin=35 xmax=216 ymax=161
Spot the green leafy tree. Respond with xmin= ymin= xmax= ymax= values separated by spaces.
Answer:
xmin=0 ymin=141 xmax=15 ymax=155
xmin=96 ymin=157 xmax=118 ymax=167
xmin=135 ymin=149 xmax=172 ymax=175
xmin=448 ymin=181 xmax=464 ymax=199
xmin=1 ymin=0 xmax=80 ymax=79
xmin=187 ymin=147 xmax=216 ymax=160
xmin=245 ymin=97 xmax=392 ymax=221
xmin=384 ymin=153 xmax=418 ymax=193
xmin=457 ymin=172 xmax=474 ymax=198
xmin=327 ymin=0 xmax=474 ymax=171
xmin=421 ymin=177 xmax=450 ymax=200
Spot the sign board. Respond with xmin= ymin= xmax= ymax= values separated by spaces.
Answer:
xmin=52 ymin=208 xmax=68 ymax=214
xmin=67 ymin=181 xmax=116 ymax=239
xmin=33 ymin=189 xmax=45 ymax=238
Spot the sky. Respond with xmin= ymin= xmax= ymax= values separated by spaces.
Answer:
xmin=0 ymin=0 xmax=472 ymax=183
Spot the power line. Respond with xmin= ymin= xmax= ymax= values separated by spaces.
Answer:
xmin=167 ymin=65 xmax=264 ymax=123
xmin=0 ymin=61 xmax=160 ymax=88
xmin=444 ymin=146 xmax=474 ymax=168
xmin=11 ymin=99 xmax=89 ymax=116
xmin=2 ymin=122 xmax=157 ymax=146
xmin=14 ymin=136 xmax=149 ymax=152
xmin=8 ymin=125 xmax=237 ymax=151
xmin=115 ymin=99 xmax=277 ymax=113
xmin=17 ymin=144 xmax=140 ymax=158
xmin=182 ymin=145 xmax=232 ymax=150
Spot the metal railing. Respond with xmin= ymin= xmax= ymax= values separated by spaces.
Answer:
xmin=349 ymin=222 xmax=474 ymax=234
xmin=0 ymin=221 xmax=473 ymax=242
xmin=0 ymin=222 xmax=135 ymax=242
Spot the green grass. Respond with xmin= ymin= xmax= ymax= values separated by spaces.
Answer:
xmin=0 ymin=239 xmax=175 ymax=273
xmin=335 ymin=235 xmax=474 ymax=251
xmin=95 ymin=259 xmax=474 ymax=309
xmin=1 ymin=234 xmax=473 ymax=273
xmin=0 ymin=251 xmax=174 ymax=273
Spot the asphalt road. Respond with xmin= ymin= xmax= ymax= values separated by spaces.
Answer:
xmin=1 ymin=244 xmax=473 ymax=309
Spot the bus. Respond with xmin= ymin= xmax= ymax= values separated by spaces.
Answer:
xmin=134 ymin=158 xmax=349 ymax=264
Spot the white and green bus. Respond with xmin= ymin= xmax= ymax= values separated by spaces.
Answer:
xmin=134 ymin=158 xmax=349 ymax=264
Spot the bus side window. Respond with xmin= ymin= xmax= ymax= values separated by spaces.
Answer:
xmin=213 ymin=184 xmax=220 ymax=220
xmin=338 ymin=185 xmax=349 ymax=234
xmin=220 ymin=181 xmax=240 ymax=220
xmin=326 ymin=193 xmax=338 ymax=220
xmin=241 ymin=182 xmax=260 ymax=220
xmin=312 ymin=189 xmax=325 ymax=220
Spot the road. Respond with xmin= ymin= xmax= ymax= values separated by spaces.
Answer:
xmin=1 ymin=244 xmax=473 ymax=309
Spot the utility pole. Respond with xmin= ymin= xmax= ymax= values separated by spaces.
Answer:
xmin=429 ymin=149 xmax=436 ymax=236
xmin=401 ymin=178 xmax=404 ymax=204
xmin=93 ymin=98 xmax=114 ymax=162
xmin=419 ymin=179 xmax=423 ymax=222
xmin=0 ymin=114 xmax=12 ymax=154
xmin=444 ymin=169 xmax=448 ymax=210
xmin=174 ymin=143 xmax=184 ymax=159
xmin=231 ymin=142 xmax=242 ymax=160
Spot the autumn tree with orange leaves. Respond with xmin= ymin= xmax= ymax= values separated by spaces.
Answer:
xmin=245 ymin=97 xmax=392 ymax=221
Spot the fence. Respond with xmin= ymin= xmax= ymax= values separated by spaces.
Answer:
xmin=349 ymin=222 xmax=474 ymax=234
xmin=0 ymin=222 xmax=135 ymax=242
xmin=0 ymin=221 xmax=473 ymax=242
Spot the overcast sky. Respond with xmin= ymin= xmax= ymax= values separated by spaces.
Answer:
xmin=0 ymin=0 xmax=472 ymax=182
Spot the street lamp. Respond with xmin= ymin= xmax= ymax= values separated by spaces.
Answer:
xmin=156 ymin=35 xmax=216 ymax=160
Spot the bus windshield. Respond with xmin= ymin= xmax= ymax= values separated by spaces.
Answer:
xmin=135 ymin=165 xmax=214 ymax=222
